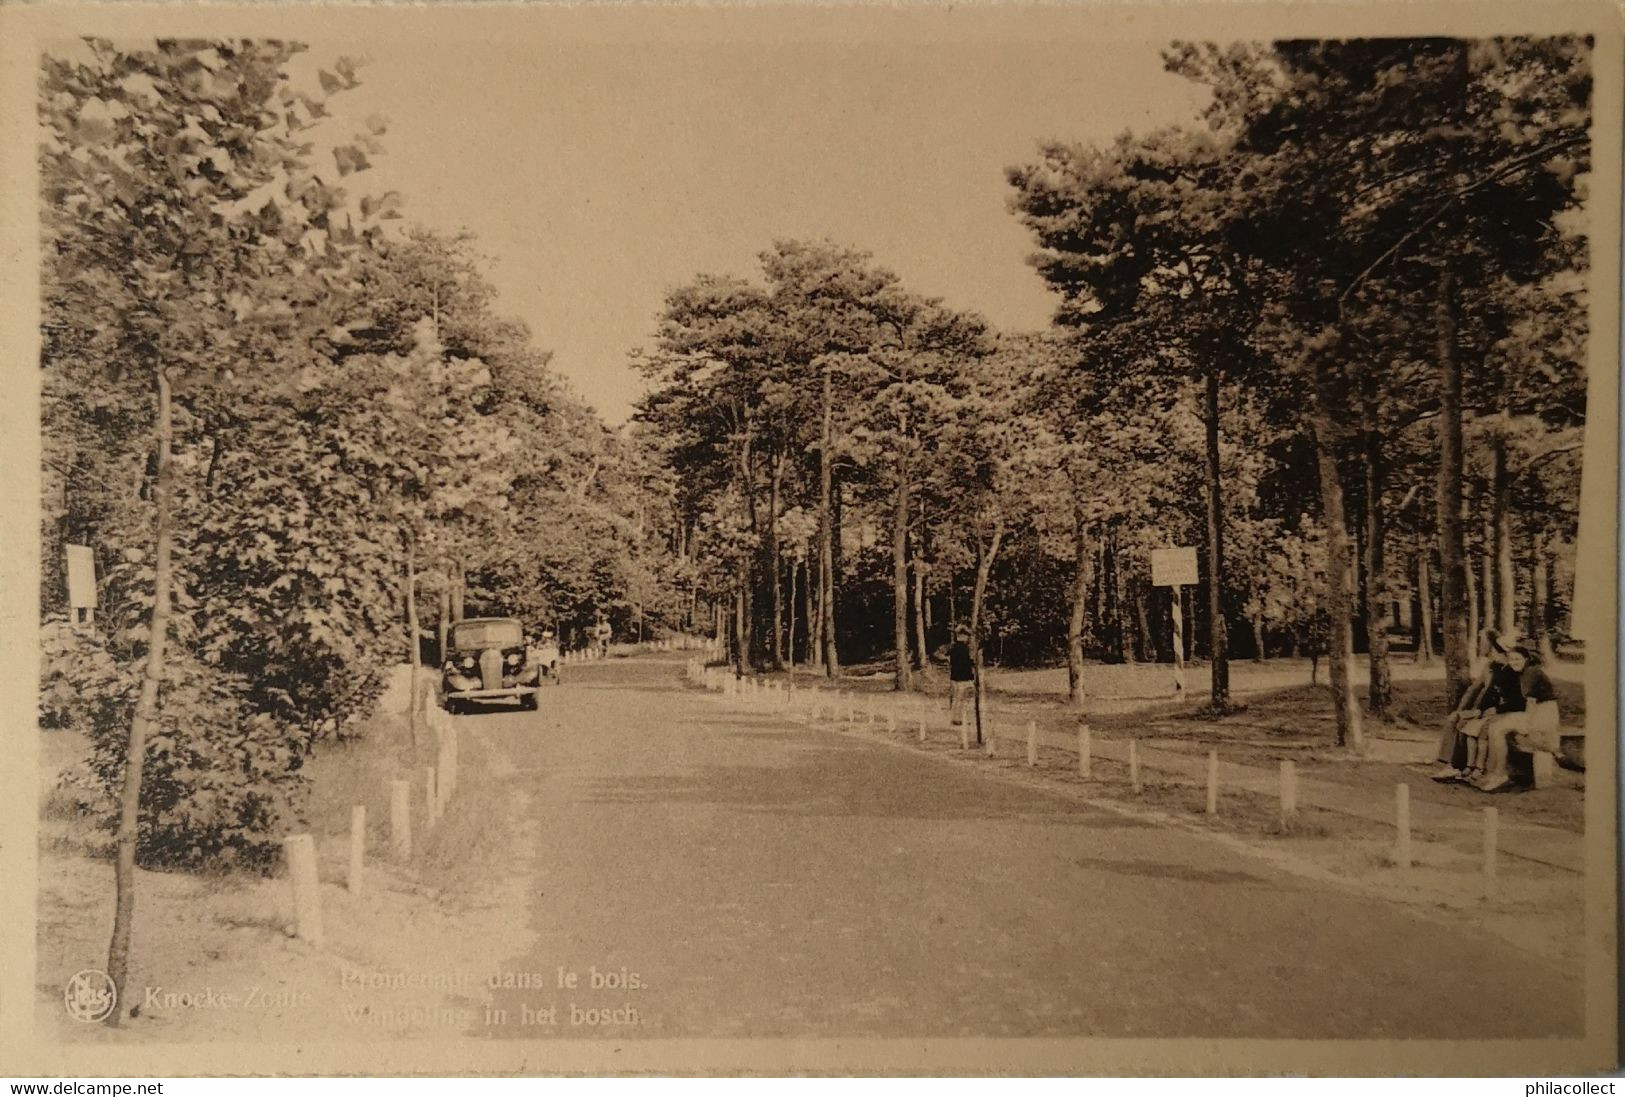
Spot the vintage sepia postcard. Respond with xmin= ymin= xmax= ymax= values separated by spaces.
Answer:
xmin=0 ymin=0 xmax=1619 ymax=1078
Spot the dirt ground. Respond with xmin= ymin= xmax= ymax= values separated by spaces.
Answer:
xmin=801 ymin=653 xmax=1589 ymax=835
xmin=35 ymin=696 xmax=541 ymax=1043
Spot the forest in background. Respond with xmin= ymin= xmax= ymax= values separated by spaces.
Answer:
xmin=37 ymin=36 xmax=1590 ymax=878
xmin=635 ymin=37 xmax=1591 ymax=756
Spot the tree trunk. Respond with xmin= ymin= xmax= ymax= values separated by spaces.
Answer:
xmin=969 ymin=517 xmax=1006 ymax=696
xmin=1309 ymin=378 xmax=1365 ymax=751
xmin=806 ymin=556 xmax=821 ymax=671
xmin=1134 ymin=584 xmax=1152 ymax=665
xmin=1114 ymin=538 xmax=1132 ymax=665
xmin=1479 ymin=511 xmax=1495 ymax=649
xmin=768 ymin=454 xmax=784 ymax=671
xmin=1363 ymin=421 xmax=1393 ymax=718
xmin=1464 ymin=531 xmax=1480 ymax=663
xmin=785 ymin=556 xmax=798 ymax=668
xmin=1066 ymin=507 xmax=1089 ymax=707
xmin=436 ymin=587 xmax=450 ymax=666
xmin=406 ymin=543 xmax=421 ymax=744
xmin=1532 ymin=534 xmax=1556 ymax=663
xmin=449 ymin=561 xmax=464 ymax=623
xmin=912 ymin=554 xmax=929 ymax=675
xmin=1099 ymin=535 xmax=1120 ymax=662
xmin=892 ymin=471 xmax=911 ymax=692
xmin=736 ymin=432 xmax=759 ymax=670
xmin=818 ymin=363 xmax=839 ymax=677
xmin=105 ymin=369 xmax=175 ymax=1027
xmin=736 ymin=562 xmax=753 ymax=672
xmin=1492 ymin=436 xmax=1516 ymax=637
xmin=1251 ymin=613 xmax=1266 ymax=663
xmin=1203 ymin=365 xmax=1230 ymax=709
xmin=819 ymin=368 xmax=845 ymax=679
xmin=1435 ymin=265 xmax=1471 ymax=705
xmin=1417 ymin=545 xmax=1436 ymax=665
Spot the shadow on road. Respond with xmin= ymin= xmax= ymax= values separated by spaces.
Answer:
xmin=580 ymin=748 xmax=1157 ymax=827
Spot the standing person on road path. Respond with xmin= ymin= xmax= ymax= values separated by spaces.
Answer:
xmin=948 ymin=624 xmax=976 ymax=727
xmin=593 ymin=615 xmax=612 ymax=660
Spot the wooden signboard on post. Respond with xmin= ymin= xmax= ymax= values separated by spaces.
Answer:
xmin=66 ymin=544 xmax=96 ymax=628
xmin=1151 ymin=547 xmax=1197 ymax=694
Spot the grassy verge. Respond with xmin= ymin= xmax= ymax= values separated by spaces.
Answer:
xmin=738 ymin=656 xmax=1587 ymax=834
xmin=794 ymin=690 xmax=1583 ymax=966
xmin=36 ymin=682 xmax=536 ymax=1042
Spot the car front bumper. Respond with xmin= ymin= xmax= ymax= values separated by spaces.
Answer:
xmin=442 ymin=686 xmax=541 ymax=704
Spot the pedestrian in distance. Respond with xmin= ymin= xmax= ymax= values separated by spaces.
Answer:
xmin=948 ymin=624 xmax=976 ymax=727
xmin=533 ymin=626 xmax=561 ymax=683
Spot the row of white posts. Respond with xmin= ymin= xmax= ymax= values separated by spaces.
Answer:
xmin=561 ymin=634 xmax=722 ymax=666
xmin=686 ymin=661 xmax=1505 ymax=899
xmin=282 ymin=690 xmax=462 ymax=947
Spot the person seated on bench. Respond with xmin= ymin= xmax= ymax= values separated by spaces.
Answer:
xmin=1474 ymin=640 xmax=1559 ymax=793
xmin=1430 ymin=630 xmax=1504 ymax=783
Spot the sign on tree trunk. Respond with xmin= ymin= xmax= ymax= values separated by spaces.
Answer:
xmin=66 ymin=544 xmax=96 ymax=627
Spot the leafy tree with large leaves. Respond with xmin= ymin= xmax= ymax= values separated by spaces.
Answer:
xmin=40 ymin=37 xmax=389 ymax=1023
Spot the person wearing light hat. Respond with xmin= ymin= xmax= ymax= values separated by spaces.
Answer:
xmin=534 ymin=626 xmax=561 ymax=681
xmin=1473 ymin=635 xmax=1559 ymax=793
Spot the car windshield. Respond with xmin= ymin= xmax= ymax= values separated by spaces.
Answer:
xmin=450 ymin=619 xmax=523 ymax=649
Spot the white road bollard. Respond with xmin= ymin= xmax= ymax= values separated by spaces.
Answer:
xmin=1395 ymin=784 xmax=1412 ymax=870
xmin=283 ymin=833 xmax=324 ymax=947
xmin=984 ymin=723 xmax=996 ymax=758
xmin=390 ymin=778 xmax=412 ymax=858
xmin=1078 ymin=724 xmax=1092 ymax=779
xmin=425 ymin=765 xmax=439 ymax=824
xmin=1279 ymin=761 xmax=1298 ymax=830
xmin=1206 ymin=749 xmax=1219 ymax=816
xmin=1026 ymin=720 xmax=1038 ymax=767
xmin=1482 ymin=806 xmax=1499 ymax=898
xmin=348 ymin=806 xmax=366 ymax=894
xmin=917 ymin=708 xmax=926 ymax=743
xmin=1129 ymin=739 xmax=1141 ymax=792
xmin=959 ymin=721 xmax=970 ymax=751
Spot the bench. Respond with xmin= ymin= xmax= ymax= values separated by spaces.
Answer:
xmin=1507 ymin=705 xmax=1583 ymax=788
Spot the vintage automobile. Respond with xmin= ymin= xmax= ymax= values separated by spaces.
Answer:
xmin=441 ymin=616 xmax=541 ymax=713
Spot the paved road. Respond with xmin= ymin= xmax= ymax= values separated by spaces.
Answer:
xmin=458 ymin=654 xmax=1583 ymax=1040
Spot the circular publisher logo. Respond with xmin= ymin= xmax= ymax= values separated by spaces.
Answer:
xmin=64 ymin=969 xmax=116 ymax=1023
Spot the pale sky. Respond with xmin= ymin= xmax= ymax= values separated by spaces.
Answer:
xmin=302 ymin=10 xmax=1212 ymax=422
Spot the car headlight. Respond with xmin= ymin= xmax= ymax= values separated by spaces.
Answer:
xmin=459 ymin=656 xmax=476 ymax=671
